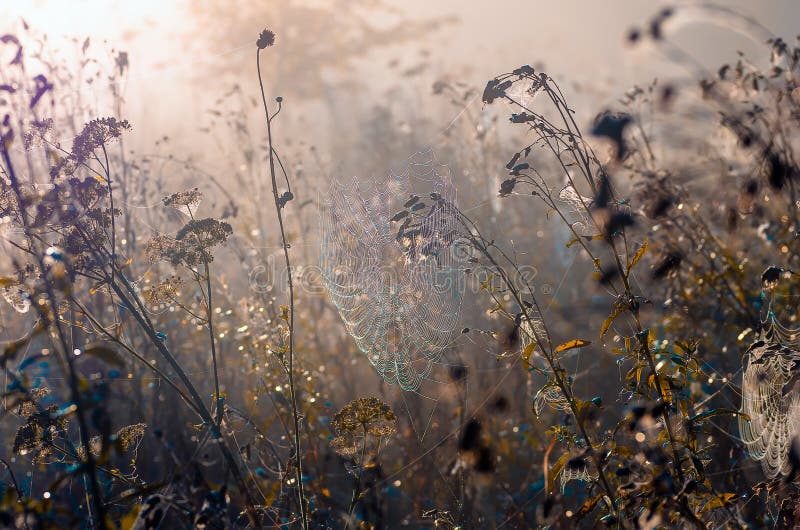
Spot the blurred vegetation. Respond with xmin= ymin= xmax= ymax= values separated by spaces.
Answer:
xmin=0 ymin=4 xmax=800 ymax=529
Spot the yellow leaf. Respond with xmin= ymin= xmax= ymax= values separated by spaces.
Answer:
xmin=575 ymin=493 xmax=605 ymax=518
xmin=120 ymin=507 xmax=140 ymax=530
xmin=627 ymin=238 xmax=649 ymax=273
xmin=600 ymin=303 xmax=627 ymax=342
xmin=700 ymin=493 xmax=738 ymax=514
xmin=547 ymin=452 xmax=570 ymax=495
xmin=0 ymin=275 xmax=15 ymax=287
xmin=554 ymin=339 xmax=591 ymax=354
xmin=660 ymin=379 xmax=673 ymax=404
xmin=522 ymin=342 xmax=536 ymax=370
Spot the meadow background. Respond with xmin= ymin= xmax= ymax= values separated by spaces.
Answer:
xmin=0 ymin=1 xmax=799 ymax=528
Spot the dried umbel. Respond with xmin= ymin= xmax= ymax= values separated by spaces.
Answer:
xmin=144 ymin=275 xmax=184 ymax=306
xmin=331 ymin=397 xmax=396 ymax=435
xmin=330 ymin=397 xmax=396 ymax=466
xmin=76 ymin=423 xmax=147 ymax=459
xmin=146 ymin=218 xmax=232 ymax=268
xmin=70 ymin=117 xmax=131 ymax=165
xmin=163 ymin=188 xmax=203 ymax=216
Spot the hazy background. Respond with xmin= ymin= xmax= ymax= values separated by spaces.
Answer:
xmin=4 ymin=0 xmax=800 ymax=173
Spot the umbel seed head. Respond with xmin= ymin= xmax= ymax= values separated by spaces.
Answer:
xmin=257 ymin=29 xmax=275 ymax=49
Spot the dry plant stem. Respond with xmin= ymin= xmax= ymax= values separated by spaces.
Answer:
xmin=106 ymin=273 xmax=259 ymax=526
xmin=257 ymin=47 xmax=309 ymax=530
xmin=0 ymin=457 xmax=30 ymax=530
xmin=451 ymin=209 xmax=620 ymax=517
xmin=0 ymin=145 xmax=109 ymax=529
xmin=184 ymin=209 xmax=223 ymax=425
xmin=203 ymin=260 xmax=223 ymax=425
xmin=346 ymin=427 xmax=369 ymax=528
xmin=71 ymin=297 xmax=202 ymax=416
xmin=508 ymin=78 xmax=697 ymax=517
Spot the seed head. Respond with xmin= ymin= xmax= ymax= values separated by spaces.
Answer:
xmin=257 ymin=29 xmax=275 ymax=50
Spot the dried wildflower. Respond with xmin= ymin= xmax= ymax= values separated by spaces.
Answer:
xmin=330 ymin=397 xmax=396 ymax=464
xmin=173 ymin=218 xmax=233 ymax=266
xmin=78 ymin=423 xmax=147 ymax=458
xmin=332 ymin=397 xmax=396 ymax=434
xmin=49 ymin=156 xmax=78 ymax=179
xmin=13 ymin=410 xmax=66 ymax=462
xmin=144 ymin=275 xmax=184 ymax=305
xmin=22 ymin=118 xmax=53 ymax=149
xmin=114 ymin=423 xmax=147 ymax=452
xmin=69 ymin=177 xmax=107 ymax=209
xmin=16 ymin=387 xmax=50 ymax=417
xmin=163 ymin=188 xmax=203 ymax=216
xmin=145 ymin=234 xmax=180 ymax=264
xmin=2 ymin=284 xmax=30 ymax=313
xmin=147 ymin=219 xmax=232 ymax=268
xmin=71 ymin=117 xmax=131 ymax=164
xmin=256 ymin=29 xmax=275 ymax=49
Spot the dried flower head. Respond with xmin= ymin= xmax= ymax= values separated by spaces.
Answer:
xmin=71 ymin=117 xmax=131 ymax=164
xmin=332 ymin=397 xmax=396 ymax=434
xmin=23 ymin=118 xmax=53 ymax=150
xmin=146 ymin=219 xmax=233 ymax=268
xmin=163 ymin=188 xmax=203 ymax=216
xmin=16 ymin=387 xmax=50 ymax=417
xmin=144 ymin=275 xmax=184 ymax=305
xmin=78 ymin=423 xmax=147 ymax=458
xmin=257 ymin=29 xmax=275 ymax=50
xmin=174 ymin=218 xmax=233 ymax=266
xmin=145 ymin=234 xmax=180 ymax=264
xmin=330 ymin=397 xmax=396 ymax=464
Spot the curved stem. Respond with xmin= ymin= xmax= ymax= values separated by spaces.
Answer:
xmin=257 ymin=47 xmax=309 ymax=530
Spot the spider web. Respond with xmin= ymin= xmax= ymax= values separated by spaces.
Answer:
xmin=319 ymin=150 xmax=465 ymax=391
xmin=738 ymin=312 xmax=800 ymax=479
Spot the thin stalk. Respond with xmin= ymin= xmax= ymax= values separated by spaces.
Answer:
xmin=0 ymin=143 xmax=109 ymax=529
xmin=204 ymin=260 xmax=222 ymax=425
xmin=450 ymin=207 xmax=620 ymax=516
xmin=257 ymin=46 xmax=308 ymax=530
